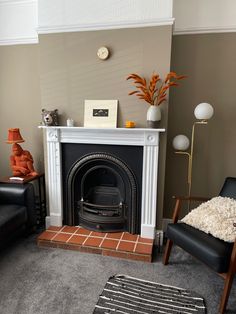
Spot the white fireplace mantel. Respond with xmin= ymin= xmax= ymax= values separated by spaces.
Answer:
xmin=40 ymin=126 xmax=165 ymax=239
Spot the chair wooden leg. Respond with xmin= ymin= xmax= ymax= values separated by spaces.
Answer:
xmin=219 ymin=239 xmax=236 ymax=314
xmin=219 ymin=270 xmax=235 ymax=314
xmin=163 ymin=239 xmax=173 ymax=265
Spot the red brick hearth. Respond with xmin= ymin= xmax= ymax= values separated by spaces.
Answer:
xmin=37 ymin=226 xmax=154 ymax=262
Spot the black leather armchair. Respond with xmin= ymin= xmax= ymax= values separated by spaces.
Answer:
xmin=163 ymin=177 xmax=236 ymax=314
xmin=0 ymin=182 xmax=36 ymax=249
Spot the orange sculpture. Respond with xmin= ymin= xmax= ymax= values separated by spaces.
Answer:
xmin=6 ymin=128 xmax=38 ymax=177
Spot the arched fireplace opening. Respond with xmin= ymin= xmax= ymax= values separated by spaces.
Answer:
xmin=66 ymin=153 xmax=139 ymax=233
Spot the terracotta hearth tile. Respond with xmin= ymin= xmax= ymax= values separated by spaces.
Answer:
xmin=128 ymin=253 xmax=152 ymax=263
xmin=61 ymin=226 xmax=79 ymax=234
xmin=38 ymin=231 xmax=57 ymax=241
xmin=79 ymin=246 xmax=102 ymax=255
xmin=65 ymin=244 xmax=83 ymax=251
xmin=102 ymin=250 xmax=151 ymax=262
xmin=106 ymin=232 xmax=123 ymax=240
xmin=47 ymin=226 xmax=63 ymax=232
xmin=135 ymin=243 xmax=153 ymax=255
xmin=53 ymin=233 xmax=72 ymax=243
xmin=122 ymin=233 xmax=138 ymax=242
xmin=76 ymin=228 xmax=91 ymax=236
xmin=37 ymin=227 xmax=153 ymax=263
xmin=68 ymin=235 xmax=87 ymax=245
xmin=38 ymin=240 xmax=58 ymax=248
xmin=100 ymin=239 xmax=119 ymax=250
xmin=103 ymin=250 xmax=129 ymax=259
xmin=90 ymin=231 xmax=106 ymax=237
xmin=138 ymin=237 xmax=153 ymax=244
xmin=57 ymin=243 xmax=83 ymax=251
xmin=84 ymin=237 xmax=103 ymax=247
xmin=117 ymin=241 xmax=135 ymax=252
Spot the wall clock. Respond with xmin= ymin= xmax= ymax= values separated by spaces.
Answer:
xmin=97 ymin=46 xmax=110 ymax=60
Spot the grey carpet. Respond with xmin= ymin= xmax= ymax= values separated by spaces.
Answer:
xmin=0 ymin=231 xmax=235 ymax=314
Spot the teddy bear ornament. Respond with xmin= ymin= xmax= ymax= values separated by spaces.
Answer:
xmin=41 ymin=109 xmax=59 ymax=126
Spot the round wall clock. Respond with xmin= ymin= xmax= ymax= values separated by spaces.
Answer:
xmin=97 ymin=46 xmax=110 ymax=60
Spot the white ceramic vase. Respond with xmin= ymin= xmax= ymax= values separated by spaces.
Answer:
xmin=146 ymin=105 xmax=161 ymax=128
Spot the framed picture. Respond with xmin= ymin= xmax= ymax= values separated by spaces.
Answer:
xmin=84 ymin=100 xmax=118 ymax=128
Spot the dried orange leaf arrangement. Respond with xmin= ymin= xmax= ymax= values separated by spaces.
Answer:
xmin=126 ymin=71 xmax=187 ymax=106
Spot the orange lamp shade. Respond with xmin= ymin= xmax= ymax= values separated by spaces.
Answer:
xmin=6 ymin=128 xmax=25 ymax=144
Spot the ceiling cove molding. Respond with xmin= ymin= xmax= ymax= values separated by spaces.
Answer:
xmin=37 ymin=18 xmax=175 ymax=35
xmin=0 ymin=37 xmax=38 ymax=46
xmin=174 ymin=25 xmax=236 ymax=35
xmin=0 ymin=0 xmax=36 ymax=6
xmin=0 ymin=0 xmax=38 ymax=46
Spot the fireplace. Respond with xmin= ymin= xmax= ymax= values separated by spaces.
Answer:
xmin=64 ymin=150 xmax=141 ymax=233
xmin=40 ymin=127 xmax=164 ymax=239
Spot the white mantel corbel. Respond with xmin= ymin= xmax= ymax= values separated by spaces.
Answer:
xmin=40 ymin=126 xmax=165 ymax=239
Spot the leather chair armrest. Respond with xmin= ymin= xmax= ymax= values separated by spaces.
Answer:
xmin=0 ymin=183 xmax=31 ymax=205
xmin=173 ymin=196 xmax=210 ymax=202
xmin=171 ymin=195 xmax=210 ymax=223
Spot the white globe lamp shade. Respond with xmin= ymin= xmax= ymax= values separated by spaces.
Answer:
xmin=194 ymin=102 xmax=214 ymax=120
xmin=172 ymin=135 xmax=190 ymax=151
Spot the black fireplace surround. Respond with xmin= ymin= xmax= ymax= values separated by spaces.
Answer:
xmin=62 ymin=144 xmax=143 ymax=234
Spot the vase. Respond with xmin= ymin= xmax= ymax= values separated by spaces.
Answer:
xmin=146 ymin=106 xmax=161 ymax=128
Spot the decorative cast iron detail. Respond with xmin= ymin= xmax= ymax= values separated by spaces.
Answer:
xmin=66 ymin=152 xmax=138 ymax=233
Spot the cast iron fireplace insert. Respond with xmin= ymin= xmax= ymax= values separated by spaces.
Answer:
xmin=62 ymin=144 xmax=143 ymax=234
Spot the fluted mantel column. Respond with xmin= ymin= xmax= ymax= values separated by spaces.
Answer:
xmin=140 ymin=131 xmax=160 ymax=239
xmin=45 ymin=128 xmax=63 ymax=226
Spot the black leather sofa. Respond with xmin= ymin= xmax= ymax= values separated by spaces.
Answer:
xmin=0 ymin=182 xmax=36 ymax=249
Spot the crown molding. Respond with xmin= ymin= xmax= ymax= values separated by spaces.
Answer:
xmin=173 ymin=25 xmax=236 ymax=35
xmin=37 ymin=18 xmax=175 ymax=35
xmin=0 ymin=0 xmax=36 ymax=5
xmin=0 ymin=37 xmax=38 ymax=46
xmin=0 ymin=0 xmax=38 ymax=46
xmin=174 ymin=25 xmax=236 ymax=35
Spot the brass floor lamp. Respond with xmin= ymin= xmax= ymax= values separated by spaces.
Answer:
xmin=172 ymin=102 xmax=214 ymax=198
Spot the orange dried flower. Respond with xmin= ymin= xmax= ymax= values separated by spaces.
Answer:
xmin=127 ymin=71 xmax=187 ymax=106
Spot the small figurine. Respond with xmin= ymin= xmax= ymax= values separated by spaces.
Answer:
xmin=6 ymin=128 xmax=38 ymax=177
xmin=41 ymin=109 xmax=59 ymax=126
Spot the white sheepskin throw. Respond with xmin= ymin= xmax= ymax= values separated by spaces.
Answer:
xmin=181 ymin=196 xmax=236 ymax=242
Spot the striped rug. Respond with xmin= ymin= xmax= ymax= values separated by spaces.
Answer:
xmin=93 ymin=274 xmax=206 ymax=314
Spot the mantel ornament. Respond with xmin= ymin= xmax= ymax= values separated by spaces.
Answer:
xmin=127 ymin=71 xmax=186 ymax=128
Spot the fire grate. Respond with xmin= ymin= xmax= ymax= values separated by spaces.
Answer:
xmin=79 ymin=200 xmax=123 ymax=217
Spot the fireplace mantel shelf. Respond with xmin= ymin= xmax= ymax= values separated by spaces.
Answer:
xmin=39 ymin=126 xmax=165 ymax=132
xmin=40 ymin=126 xmax=165 ymax=239
xmin=39 ymin=126 xmax=165 ymax=147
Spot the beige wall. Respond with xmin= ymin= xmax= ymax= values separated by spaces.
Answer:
xmin=38 ymin=26 xmax=172 ymax=227
xmin=0 ymin=44 xmax=43 ymax=176
xmin=38 ymin=26 xmax=172 ymax=128
xmin=164 ymin=33 xmax=236 ymax=218
xmin=0 ymin=26 xmax=172 ymax=228
xmin=2 ymin=30 xmax=235 ymax=228
xmin=2 ymin=29 xmax=235 ymax=228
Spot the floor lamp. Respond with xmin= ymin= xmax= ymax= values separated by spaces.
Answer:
xmin=172 ymin=102 xmax=214 ymax=198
